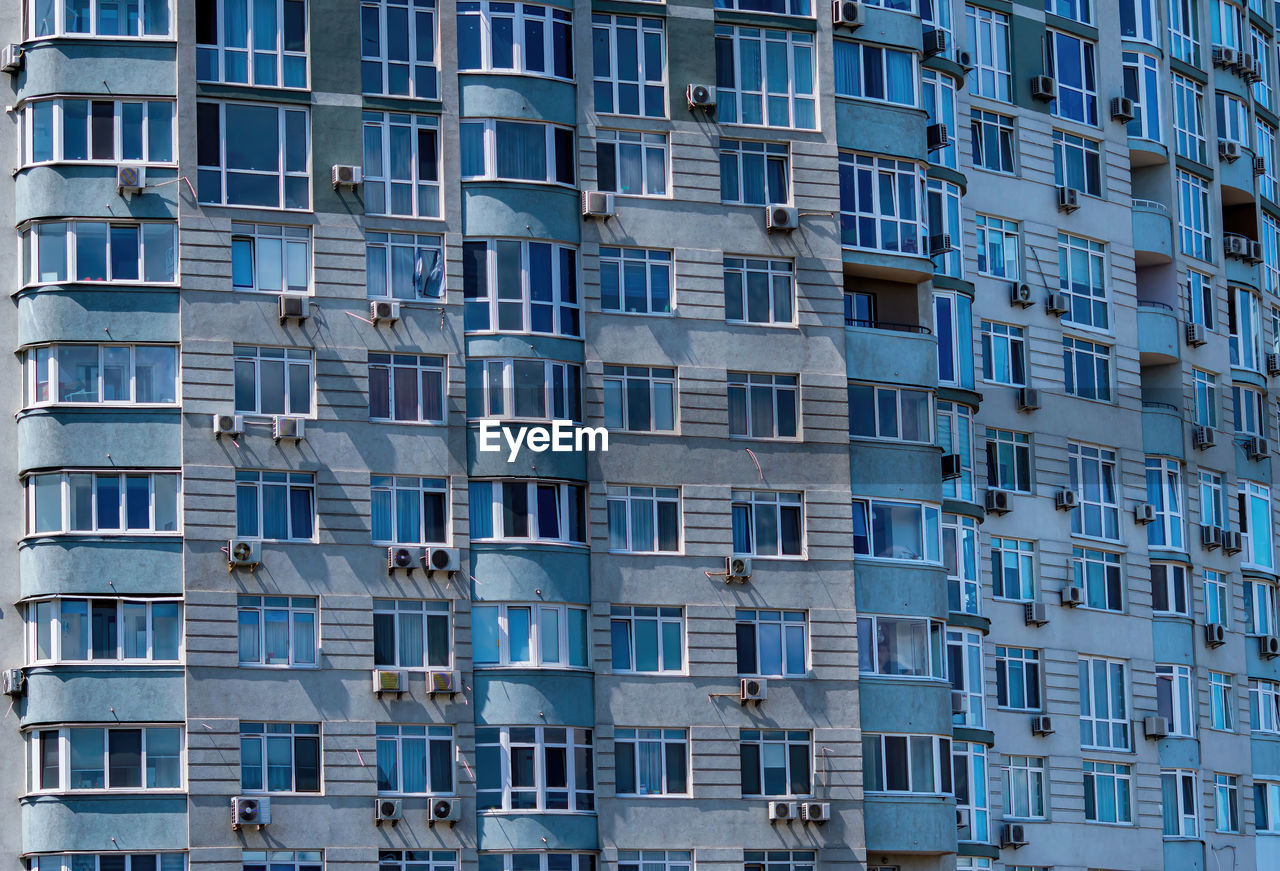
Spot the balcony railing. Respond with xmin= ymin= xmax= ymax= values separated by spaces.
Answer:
xmin=845 ymin=318 xmax=932 ymax=334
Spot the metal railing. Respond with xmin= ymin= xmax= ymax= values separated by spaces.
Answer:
xmin=1132 ymin=198 xmax=1169 ymax=214
xmin=844 ymin=318 xmax=933 ymax=334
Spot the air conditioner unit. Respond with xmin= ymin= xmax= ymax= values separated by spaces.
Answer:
xmin=373 ymin=669 xmax=405 ymax=695
xmin=1262 ymin=635 xmax=1280 ymax=659
xmin=370 ymin=300 xmax=400 ymax=324
xmin=1244 ymin=239 xmax=1260 ymax=264
xmin=1225 ymin=234 xmax=1250 ymax=259
xmin=1201 ymin=525 xmax=1223 ymax=550
xmin=1061 ymin=585 xmax=1084 ymax=607
xmin=1030 ymin=75 xmax=1057 ymax=101
xmin=766 ymin=204 xmax=799 ymax=232
xmin=726 ymin=556 xmax=752 ymax=583
xmin=1213 ymin=45 xmax=1241 ymax=68
xmin=278 ymin=294 xmax=309 ymax=322
xmin=740 ymin=677 xmax=767 ymax=703
xmin=1000 ymin=823 xmax=1028 ymax=848
xmin=801 ymin=801 xmax=830 ymax=823
xmin=831 ymin=0 xmax=866 ymax=28
xmin=375 ymin=798 xmax=403 ymax=825
xmin=0 ymin=43 xmax=23 ymax=74
xmin=686 ymin=83 xmax=717 ymax=110
xmin=984 ymin=489 xmax=1010 ymax=515
xmin=1110 ymin=96 xmax=1135 ymax=123
xmin=1241 ymin=52 xmax=1256 ymax=74
xmin=926 ymin=123 xmax=950 ymax=152
xmin=1010 ymin=282 xmax=1033 ymax=307
xmin=955 ymin=808 xmax=971 ymax=833
xmin=922 ymin=28 xmax=947 ymax=58
xmin=1031 ymin=715 xmax=1054 ymax=736
xmin=388 ymin=546 xmax=422 ymax=573
xmin=1 ymin=669 xmax=24 ymax=697
xmin=1024 ymin=603 xmax=1049 ymax=626
xmin=769 ymin=800 xmax=799 ymax=822
xmin=1192 ymin=425 xmax=1215 ymax=449
xmin=1267 ymin=353 xmax=1280 ymax=376
xmin=1186 ymin=322 xmax=1207 ymax=347
xmin=1257 ymin=155 xmax=1270 ymax=175
xmin=117 ymin=164 xmax=146 ymax=195
xmin=228 ymin=538 xmax=261 ymax=569
xmin=213 ymin=413 xmax=244 ymax=438
xmin=424 ymin=546 xmax=460 ymax=574
xmin=232 ymin=796 xmax=271 ymax=829
xmin=957 ymin=50 xmax=973 ymax=69
xmin=429 ymin=797 xmax=461 ymax=825
xmin=331 ymin=164 xmax=362 ymax=189
xmin=1220 ymin=140 xmax=1243 ymax=162
xmin=1134 ymin=503 xmax=1156 ymax=524
xmin=1056 ymin=186 xmax=1079 ymax=213
xmin=272 ymin=415 xmax=305 ymax=442
xmin=1205 ymin=622 xmax=1227 ymax=647
xmin=1143 ymin=715 xmax=1170 ymax=739
xmin=582 ymin=190 xmax=614 ymax=219
xmin=951 ymin=690 xmax=967 ymax=715
xmin=1046 ymin=292 xmax=1070 ymax=315
xmin=928 ymin=233 xmax=952 ymax=257
xmin=1055 ymin=489 xmax=1078 ymax=510
xmin=428 ymin=670 xmax=461 ymax=695
xmin=1017 ymin=387 xmax=1041 ymax=412
xmin=1247 ymin=436 xmax=1270 ymax=460
xmin=941 ymin=453 xmax=962 ymax=480
xmin=1223 ymin=530 xmax=1243 ymax=554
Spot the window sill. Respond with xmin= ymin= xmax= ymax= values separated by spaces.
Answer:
xmin=471 ymin=540 xmax=588 ymax=548
xmin=733 ymin=554 xmax=807 ymax=561
xmin=23 ymin=532 xmax=183 ymax=541
xmin=29 ymin=661 xmax=184 ymax=668
xmin=474 ymin=665 xmax=593 ymax=673
xmin=197 ymin=202 xmax=314 ymax=215
xmin=723 ymin=320 xmax=799 ymax=330
xmin=370 ymin=418 xmax=448 ymax=427
xmin=19 ymin=404 xmax=181 ymax=414
xmin=478 ymin=809 xmax=597 ymax=815
xmin=21 ymin=35 xmax=177 ymax=47
xmin=26 ymin=789 xmax=185 ymax=798
xmin=238 ymin=791 xmax=325 ymax=797
xmin=852 ymin=555 xmax=944 ymax=567
xmin=460 ymin=177 xmax=578 ymax=191
xmin=237 ymin=663 xmax=320 ymax=670
xmin=599 ymin=309 xmax=676 ymax=318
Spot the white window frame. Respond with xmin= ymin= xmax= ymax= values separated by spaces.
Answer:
xmin=1046 ymin=29 xmax=1098 ymax=125
xmin=370 ymin=475 xmax=449 ymax=546
xmin=26 ymin=470 xmax=181 ymax=536
xmin=838 ymin=152 xmax=926 ymax=256
xmin=236 ymin=595 xmax=318 ymax=668
xmin=1122 ymin=52 xmax=1162 ymax=141
xmin=459 ymin=118 xmax=574 ymax=187
xmin=736 ymin=609 xmax=808 ymax=678
xmin=852 ymin=498 xmax=942 ymax=563
xmin=27 ymin=597 xmax=183 ymax=665
xmin=234 ymin=470 xmax=315 ymax=542
xmin=969 ymin=109 xmax=1015 ymax=173
xmin=833 ymin=40 xmax=919 ymax=107
xmin=1252 ymin=679 xmax=1280 ymax=733
xmin=1177 ymin=170 xmax=1212 ymax=262
xmin=1146 ymin=458 xmax=1186 ymax=550
xmin=375 ymin=724 xmax=455 ymax=795
xmin=856 ymin=614 xmax=946 ymax=679
xmin=740 ymin=729 xmax=813 ymax=797
xmin=472 ymin=603 xmax=590 ymax=670
xmin=28 ymin=0 xmax=173 ymax=37
xmin=359 ymin=0 xmax=439 ymax=99
xmin=362 ymin=111 xmax=441 ymax=217
xmin=1151 ymin=563 xmax=1190 ymax=616
xmin=239 ymin=722 xmax=321 ymax=794
xmin=719 ymin=139 xmax=790 ymax=206
xmin=233 ymin=345 xmax=313 ymax=418
xmin=975 ymin=215 xmax=1019 ymax=279
xmin=468 ymin=480 xmax=587 ymax=545
xmin=196 ymin=0 xmax=307 ymax=87
xmin=863 ymin=733 xmax=952 ymax=794
xmin=1209 ymin=671 xmax=1235 ymax=731
xmin=714 ymin=25 xmax=816 ymax=130
xmin=1215 ymin=773 xmax=1240 ymax=833
xmin=22 ymin=97 xmax=176 ymax=166
xmin=462 ymin=238 xmax=580 ymax=337
xmin=1156 ymin=663 xmax=1195 ymax=737
xmin=230 ymin=223 xmax=311 ymax=294
xmin=1248 ymin=579 xmax=1279 ymax=635
xmin=471 ymin=358 xmax=582 ymax=423
xmin=1072 ymin=546 xmax=1123 ymax=611
xmin=847 ymin=383 xmax=933 ymax=443
xmin=1161 ymin=768 xmax=1199 ymax=838
xmin=21 ymin=220 xmax=178 ymax=287
xmin=24 ymin=344 xmax=179 ymax=408
xmin=475 ymin=725 xmax=595 ymax=812
xmin=1079 ymin=656 xmax=1131 ymax=750
xmin=965 ymin=5 xmax=1011 ymax=101
xmin=595 ymin=130 xmax=668 ymax=197
xmin=196 ymin=102 xmax=310 ymax=210
xmin=591 ymin=14 xmax=667 ymax=119
xmin=599 ymin=247 xmax=672 ymax=315
xmin=1193 ymin=369 xmax=1218 ymax=428
xmin=1169 ymin=0 xmax=1200 ymax=64
xmin=364 ymin=233 xmax=444 ymax=300
xmin=991 ymin=537 xmax=1035 ymax=601
xmin=1058 ymin=233 xmax=1108 ymax=329
xmin=1067 ymin=442 xmax=1120 ymax=540
xmin=728 ymin=372 xmax=799 ymax=439
xmin=1204 ymin=567 xmax=1229 ymax=626
xmin=985 ymin=427 xmax=1032 ymax=493
xmin=614 ymin=729 xmax=689 ymax=796
xmin=995 ymin=645 xmax=1041 ymax=712
xmin=1230 ymin=286 xmax=1262 ymax=370
xmin=456 ymin=1 xmax=574 ymax=79
xmin=609 ymin=605 xmax=684 ymax=674
xmin=606 ymin=486 xmax=681 ymax=554
xmin=30 ymin=725 xmax=184 ymax=793
xmin=373 ymin=598 xmax=452 ymax=671
xmin=1172 ymin=74 xmax=1206 ymax=162
xmin=1241 ymin=480 xmax=1275 ymax=571
xmin=369 ymin=353 xmax=446 ymax=424
xmin=723 ymin=257 xmax=795 ymax=325
xmin=1004 ymin=755 xmax=1046 ymax=820
xmin=1084 ymin=760 xmax=1133 ymax=824
xmin=732 ymin=490 xmax=804 ymax=558
xmin=602 ymin=365 xmax=677 ymax=432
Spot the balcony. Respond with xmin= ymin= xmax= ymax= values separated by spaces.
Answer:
xmin=1131 ymin=200 xmax=1173 ymax=265
xmin=1142 ymin=401 xmax=1185 ymax=460
xmin=1136 ymin=302 xmax=1180 ymax=365
xmin=844 ymin=321 xmax=938 ymax=389
xmin=1219 ymin=145 xmax=1257 ymax=205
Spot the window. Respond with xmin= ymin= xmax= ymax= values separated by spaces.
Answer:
xmin=715 ymin=26 xmax=816 ymax=129
xmin=1188 ymin=270 xmax=1215 ymax=330
xmin=1252 ymin=680 xmax=1280 ymax=732
xmin=27 ymin=471 xmax=180 ymax=536
xmin=733 ymin=490 xmax=803 ymax=557
xmin=927 ymin=179 xmax=964 ymax=278
xmin=838 ymin=153 xmax=925 ymax=255
xmin=1046 ymin=31 xmax=1098 ymax=124
xmin=230 ymin=223 xmax=310 ymax=294
xmin=233 ymin=346 xmax=312 ymax=417
xmin=610 ymin=606 xmax=683 ymax=673
xmin=23 ymin=98 xmax=174 ymax=166
xmin=942 ymin=513 xmax=979 ymax=614
xmin=1122 ymin=52 xmax=1162 ymax=141
xmin=1146 ymin=459 xmax=1186 ymax=550
xmin=833 ymin=40 xmax=917 ymax=106
xmin=597 ymin=130 xmax=667 ymax=197
xmin=474 ymin=603 xmax=588 ymax=668
xmin=1252 ymin=26 xmax=1272 ymax=107
xmin=1177 ymin=171 xmax=1212 ymax=261
xmin=728 ymin=372 xmax=798 ymax=438
xmin=1215 ymin=774 xmax=1240 ymax=832
xmin=1212 ymin=0 xmax=1244 ymax=49
xmin=1204 ymin=568 xmax=1229 ymax=626
xmin=1172 ymin=75 xmax=1206 ymax=163
xmin=969 ymin=109 xmax=1015 ymax=173
xmin=460 ymin=119 xmax=574 ymax=186
xmin=847 ymin=383 xmax=932 ymax=442
xmin=1217 ymin=93 xmax=1249 ymax=146
xmin=1059 ymin=234 xmax=1108 ymax=330
xmin=374 ymin=599 xmax=451 ymax=670
xmin=1260 ymin=782 xmax=1280 ymax=833
xmin=1240 ymin=481 xmax=1274 ymax=570
xmin=243 ymin=854 xmax=321 ymax=871
xmin=30 ymin=856 xmax=186 ymax=871
xmin=1046 ymin=0 xmax=1091 ymax=21
xmin=922 ymin=71 xmax=956 ymax=168
xmin=27 ymin=598 xmax=181 ymax=664
xmin=1249 ymin=580 xmax=1279 ymax=635
xmin=463 ymin=239 xmax=580 ymax=336
xmin=376 ymin=725 xmax=454 ymax=795
xmin=1004 ymin=756 xmax=1046 ymax=819
xmin=468 ymin=480 xmax=586 ymax=544
xmin=1067 ymin=442 xmax=1118 ymax=542
xmin=1063 ymin=337 xmax=1111 ymax=402
xmin=1072 ymin=547 xmax=1122 ymax=611
xmin=852 ymin=498 xmax=941 ymax=562
xmin=476 ymin=726 xmax=593 ymax=811
xmin=737 ymin=610 xmax=806 ymax=676
xmin=937 ymin=403 xmax=975 ymax=502
xmin=196 ymin=0 xmax=306 ymax=86
xmin=615 ymin=729 xmax=688 ymax=795
xmin=592 ymin=14 xmax=665 ymax=118
xmin=600 ymin=248 xmax=671 ymax=315
xmin=360 ymin=0 xmax=438 ymax=99
xmin=975 ymin=216 xmax=1018 ymax=279
xmin=985 ymin=428 xmax=1031 ymax=492
xmin=1209 ymin=672 xmax=1234 ymax=730
xmin=378 ymin=855 xmax=456 ymax=871
xmin=240 ymin=723 xmax=320 ymax=792
xmin=1152 ymin=564 xmax=1190 ymax=616
xmin=741 ymin=730 xmax=811 ymax=796
xmin=31 ymin=725 xmax=182 ymax=791
xmin=995 ymin=646 xmax=1041 ymax=710
xmin=948 ymin=629 xmax=984 ymax=727
xmin=21 ymin=221 xmax=177 ymax=286
xmin=965 ymin=6 xmax=1010 ymax=100
xmin=991 ymin=537 xmax=1035 ymax=601
xmin=863 ymin=734 xmax=952 ymax=794
xmin=1229 ymin=286 xmax=1261 ymax=370
xmin=1085 ymin=761 xmax=1133 ymax=823
xmin=1162 ymin=769 xmax=1199 ymax=837
xmin=24 ymin=345 xmax=177 ymax=408
xmin=477 ymin=857 xmax=593 ymax=871
xmin=1079 ymin=657 xmax=1130 ymax=750
xmin=1156 ymin=664 xmax=1195 ymax=736
xmin=981 ymin=323 xmax=1027 ymax=392
xmin=1193 ymin=370 xmax=1217 ymax=427
xmin=369 ymin=354 xmax=445 ymax=424
xmin=1169 ymin=0 xmax=1200 ymax=64
xmin=362 ymin=113 xmax=442 ymax=217
xmin=237 ymin=596 xmax=317 ymax=667
xmin=29 ymin=0 xmax=171 ymax=36
xmin=458 ymin=2 xmax=573 ymax=78
xmin=723 ymin=258 xmax=795 ymax=326
xmin=235 ymin=471 xmax=314 ymax=541
xmin=366 ymin=234 xmax=443 ymax=304
xmin=370 ymin=476 xmax=447 ymax=545
xmin=1259 ymin=120 xmax=1278 ymax=201
xmin=1053 ymin=131 xmax=1102 ymax=197
xmin=713 ymin=0 xmax=814 ymax=11
xmin=845 ymin=291 xmax=875 ymax=326
xmin=856 ymin=614 xmax=945 ymax=678
xmin=1265 ymin=216 xmax=1280 ymax=295
xmin=952 ymin=742 xmax=988 ymax=842
xmin=603 ymin=365 xmax=676 ymax=432
xmin=607 ymin=486 xmax=680 ymax=553
xmin=936 ymin=291 xmax=974 ymax=391
xmin=469 ymin=358 xmax=582 ymax=422
xmin=617 ymin=853 xmax=690 ymax=871
xmin=196 ymin=102 xmax=309 ymax=209
xmin=720 ymin=139 xmax=789 ymax=205
xmin=1122 ymin=0 xmax=1158 ymax=40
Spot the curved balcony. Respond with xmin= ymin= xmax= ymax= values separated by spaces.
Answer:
xmin=16 ymin=165 xmax=178 ymax=226
xmin=844 ymin=323 xmax=938 ymax=389
xmin=19 ymin=538 xmax=182 ymax=599
xmin=1128 ymin=137 xmax=1169 ymax=168
xmin=1137 ymin=302 xmax=1180 ymax=365
xmin=17 ymin=288 xmax=179 ymax=347
xmin=18 ymin=409 xmax=180 ymax=472
xmin=865 ymin=794 xmax=957 ymax=854
xmin=1141 ymin=402 xmax=1185 ymax=460
xmin=1220 ymin=147 xmax=1258 ymax=205
xmin=860 ymin=680 xmax=952 ymax=735
xmin=852 ymin=562 xmax=948 ymax=620
xmin=842 ymin=248 xmax=935 ymax=283
xmin=22 ymin=667 xmax=184 ymax=727
xmin=18 ymin=41 xmax=177 ymax=102
xmin=471 ymin=545 xmax=590 ymax=602
xmin=849 ymin=442 xmax=944 ymax=503
xmin=1131 ymin=200 xmax=1173 ymax=265
xmin=22 ymin=794 xmax=187 ymax=855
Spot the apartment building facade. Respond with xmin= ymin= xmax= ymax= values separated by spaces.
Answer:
xmin=6 ymin=0 xmax=1280 ymax=868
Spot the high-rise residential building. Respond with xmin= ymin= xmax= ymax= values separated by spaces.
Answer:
xmin=4 ymin=0 xmax=1280 ymax=869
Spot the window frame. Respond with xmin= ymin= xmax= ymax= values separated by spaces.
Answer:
xmin=373 ymin=598 xmax=452 ymax=671
xmin=368 ymin=353 xmax=447 ymax=425
xmin=30 ymin=724 xmax=184 ymax=793
xmin=375 ymin=724 xmax=455 ymax=796
xmin=740 ymin=729 xmax=813 ymax=797
xmin=732 ymin=490 xmax=804 ymax=558
xmin=714 ymin=25 xmax=817 ymax=130
xmin=606 ymin=486 xmax=681 ymax=554
xmin=196 ymin=101 xmax=310 ymax=211
xmin=239 ymin=721 xmax=321 ymax=794
xmin=614 ymin=728 xmax=689 ymax=796
xmin=736 ymin=608 xmax=808 ymax=677
xmin=1078 ymin=656 xmax=1131 ymax=751
xmin=591 ymin=13 xmax=667 ymax=118
xmin=234 ymin=470 xmax=316 ymax=542
xmin=233 ymin=345 xmax=314 ymax=418
xmin=475 ymin=725 xmax=595 ymax=812
xmin=362 ymin=111 xmax=443 ymax=218
xmin=609 ymin=605 xmax=684 ymax=674
xmin=599 ymin=247 xmax=672 ymax=315
xmin=27 ymin=596 xmax=183 ymax=665
xmin=359 ymin=0 xmax=440 ymax=100
xmin=602 ymin=365 xmax=677 ymax=433
xmin=852 ymin=497 xmax=942 ymax=563
xmin=236 ymin=595 xmax=318 ymax=668
xmin=473 ymin=602 xmax=590 ymax=669
xmin=26 ymin=470 xmax=181 ymax=537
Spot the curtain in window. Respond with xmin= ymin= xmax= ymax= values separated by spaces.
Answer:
xmin=266 ymin=735 xmax=292 ymax=791
xmin=495 ymin=121 xmax=546 ymax=180
xmin=398 ymin=612 xmax=423 ymax=668
xmin=469 ymin=482 xmax=493 ymax=539
xmin=637 ymin=740 xmax=662 ymax=794
xmin=289 ymin=486 xmax=313 ymax=538
xmin=264 ymin=610 xmax=290 ymax=663
xmin=238 ymin=609 xmax=260 ymax=662
xmin=402 ymin=736 xmax=427 ymax=792
xmin=292 ymin=611 xmax=315 ymax=664
xmin=629 ymin=499 xmax=654 ymax=551
xmin=123 ymin=602 xmax=147 ymax=658
xmin=377 ymin=737 xmax=397 ymax=791
xmin=732 ymin=504 xmax=751 ymax=553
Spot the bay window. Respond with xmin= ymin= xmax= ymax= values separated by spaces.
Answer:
xmin=863 ymin=734 xmax=952 ymax=794
xmin=22 ymin=221 xmax=177 ymax=286
xmin=28 ymin=597 xmax=182 ymax=664
xmin=467 ymin=358 xmax=583 ymax=422
xmin=473 ymin=603 xmax=588 ymax=668
xmin=29 ymin=0 xmax=171 ymax=36
xmin=476 ymin=726 xmax=594 ymax=811
xmin=23 ymin=98 xmax=174 ymax=165
xmin=32 ymin=726 xmax=182 ymax=790
xmin=847 ymin=383 xmax=932 ymax=442
xmin=838 ymin=153 xmax=925 ymax=255
xmin=461 ymin=119 xmax=575 ymax=186
xmin=458 ymin=2 xmax=573 ymax=79
xmin=469 ymin=480 xmax=586 ymax=544
xmin=27 ymin=471 xmax=179 ymax=535
xmin=833 ymin=40 xmax=916 ymax=106
xmin=24 ymin=344 xmax=177 ymax=407
xmin=852 ymin=498 xmax=941 ymax=562
xmin=857 ymin=614 xmax=945 ymax=678
xmin=462 ymin=239 xmax=580 ymax=336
